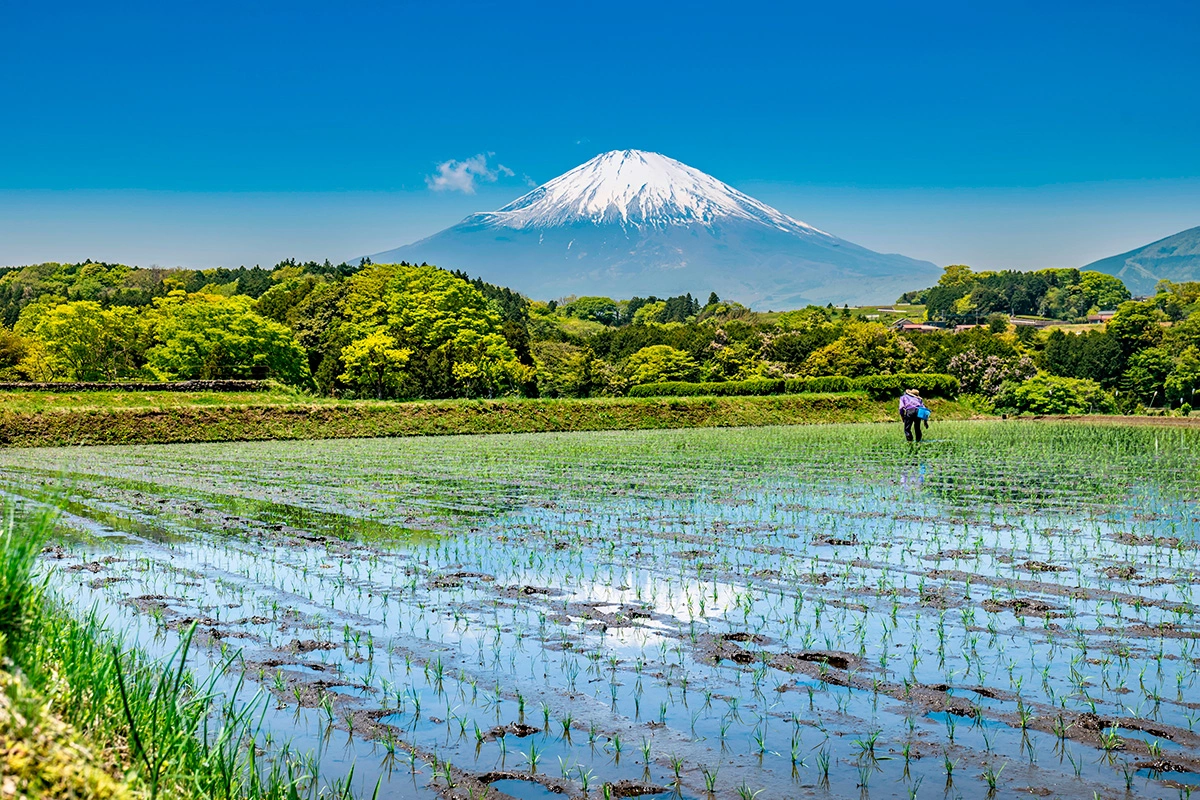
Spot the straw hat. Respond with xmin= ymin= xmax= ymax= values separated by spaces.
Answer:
xmin=905 ymin=388 xmax=920 ymax=396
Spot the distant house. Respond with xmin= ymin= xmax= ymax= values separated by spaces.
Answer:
xmin=896 ymin=322 xmax=943 ymax=333
xmin=954 ymin=324 xmax=979 ymax=333
xmin=1087 ymin=309 xmax=1118 ymax=324
xmin=1010 ymin=317 xmax=1055 ymax=329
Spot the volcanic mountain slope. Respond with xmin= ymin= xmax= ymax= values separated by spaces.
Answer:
xmin=367 ymin=150 xmax=940 ymax=307
xmin=1081 ymin=225 xmax=1200 ymax=296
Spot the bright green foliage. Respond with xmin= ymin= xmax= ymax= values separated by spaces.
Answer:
xmin=531 ymin=341 xmax=592 ymax=397
xmin=631 ymin=301 xmax=667 ymax=326
xmin=1079 ymin=271 xmax=1131 ymax=310
xmin=628 ymin=378 xmax=785 ymax=398
xmin=561 ymin=296 xmax=621 ymax=325
xmin=338 ymin=331 xmax=412 ymax=399
xmin=854 ymin=373 xmax=960 ymax=399
xmin=147 ymin=293 xmax=310 ymax=385
xmin=31 ymin=301 xmax=148 ymax=381
xmin=922 ymin=265 xmax=1127 ymax=322
xmin=1118 ymin=346 xmax=1174 ymax=407
xmin=625 ymin=345 xmax=700 ymax=385
xmin=1165 ymin=346 xmax=1200 ymax=407
xmin=800 ymin=322 xmax=919 ymax=377
xmin=993 ymin=374 xmax=1117 ymax=415
xmin=337 ymin=264 xmax=531 ymax=398
xmin=1106 ymin=300 xmax=1166 ymax=356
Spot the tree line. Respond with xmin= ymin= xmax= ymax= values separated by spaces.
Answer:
xmin=1 ymin=258 xmax=1197 ymax=414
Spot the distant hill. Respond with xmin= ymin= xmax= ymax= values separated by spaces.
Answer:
xmin=364 ymin=150 xmax=940 ymax=308
xmin=1082 ymin=225 xmax=1200 ymax=296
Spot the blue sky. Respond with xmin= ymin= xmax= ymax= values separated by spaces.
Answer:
xmin=2 ymin=0 xmax=1198 ymax=270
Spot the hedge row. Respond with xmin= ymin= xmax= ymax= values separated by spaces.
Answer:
xmin=628 ymin=373 xmax=959 ymax=399
xmin=0 ymin=380 xmax=273 ymax=393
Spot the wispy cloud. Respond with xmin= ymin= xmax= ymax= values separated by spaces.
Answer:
xmin=425 ymin=153 xmax=514 ymax=194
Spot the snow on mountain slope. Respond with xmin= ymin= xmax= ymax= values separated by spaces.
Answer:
xmin=478 ymin=150 xmax=829 ymax=235
xmin=365 ymin=150 xmax=939 ymax=307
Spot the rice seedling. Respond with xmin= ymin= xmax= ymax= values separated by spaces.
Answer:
xmin=2 ymin=422 xmax=1196 ymax=798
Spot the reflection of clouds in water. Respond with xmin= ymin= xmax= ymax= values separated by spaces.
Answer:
xmin=564 ymin=570 xmax=742 ymax=623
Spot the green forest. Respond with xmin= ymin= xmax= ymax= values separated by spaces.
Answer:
xmin=1 ymin=258 xmax=1198 ymax=415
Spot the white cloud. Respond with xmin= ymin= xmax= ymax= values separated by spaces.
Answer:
xmin=425 ymin=153 xmax=514 ymax=194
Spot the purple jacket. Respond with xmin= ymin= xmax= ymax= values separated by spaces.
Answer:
xmin=899 ymin=394 xmax=924 ymax=413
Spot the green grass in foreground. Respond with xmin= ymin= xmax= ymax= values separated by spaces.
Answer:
xmin=0 ymin=392 xmax=979 ymax=448
xmin=0 ymin=509 xmax=369 ymax=800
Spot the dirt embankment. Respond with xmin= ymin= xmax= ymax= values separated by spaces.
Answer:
xmin=0 ymin=394 xmax=976 ymax=448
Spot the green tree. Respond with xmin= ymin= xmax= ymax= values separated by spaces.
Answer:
xmin=632 ymin=301 xmax=667 ymax=326
xmin=625 ymin=345 xmax=700 ymax=385
xmin=147 ymin=293 xmax=310 ymax=385
xmin=0 ymin=328 xmax=32 ymax=380
xmin=993 ymin=374 xmax=1116 ymax=415
xmin=1106 ymin=300 xmax=1165 ymax=356
xmin=801 ymin=322 xmax=920 ymax=377
xmin=531 ymin=341 xmax=592 ymax=398
xmin=1165 ymin=347 xmax=1200 ymax=408
xmin=338 ymin=331 xmax=411 ymax=399
xmin=1118 ymin=346 xmax=1174 ymax=407
xmin=32 ymin=301 xmax=147 ymax=380
xmin=938 ymin=264 xmax=975 ymax=287
xmin=342 ymin=264 xmax=531 ymax=397
xmin=1079 ymin=271 xmax=1130 ymax=310
xmin=562 ymin=296 xmax=621 ymax=325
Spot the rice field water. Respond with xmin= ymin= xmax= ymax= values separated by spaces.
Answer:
xmin=2 ymin=421 xmax=1199 ymax=800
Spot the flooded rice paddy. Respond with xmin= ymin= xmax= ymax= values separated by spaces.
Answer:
xmin=2 ymin=421 xmax=1199 ymax=799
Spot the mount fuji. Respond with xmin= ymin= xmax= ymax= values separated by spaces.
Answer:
xmin=365 ymin=150 xmax=940 ymax=307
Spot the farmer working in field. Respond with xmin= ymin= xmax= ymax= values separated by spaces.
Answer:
xmin=899 ymin=388 xmax=929 ymax=443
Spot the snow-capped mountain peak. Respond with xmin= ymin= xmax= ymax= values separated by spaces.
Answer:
xmin=478 ymin=149 xmax=829 ymax=236
xmin=364 ymin=149 xmax=940 ymax=307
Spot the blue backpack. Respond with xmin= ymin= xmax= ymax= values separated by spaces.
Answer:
xmin=917 ymin=406 xmax=931 ymax=421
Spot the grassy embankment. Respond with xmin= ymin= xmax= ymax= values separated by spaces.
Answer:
xmin=0 ymin=510 xmax=364 ymax=799
xmin=0 ymin=389 xmax=979 ymax=447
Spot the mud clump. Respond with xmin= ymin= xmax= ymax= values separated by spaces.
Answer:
xmin=290 ymin=639 xmax=338 ymax=653
xmin=1134 ymin=758 xmax=1196 ymax=774
xmin=500 ymin=585 xmax=561 ymax=598
xmin=87 ymin=576 xmax=127 ymax=589
xmin=604 ymin=780 xmax=673 ymax=798
xmin=787 ymin=651 xmax=855 ymax=670
xmin=428 ymin=571 xmax=494 ymax=589
xmin=1112 ymin=532 xmax=1187 ymax=548
xmin=483 ymin=722 xmax=540 ymax=741
xmin=981 ymin=597 xmax=1056 ymax=615
xmin=1104 ymin=565 xmax=1139 ymax=580
xmin=812 ymin=535 xmax=857 ymax=547
xmin=1017 ymin=560 xmax=1067 ymax=573
xmin=720 ymin=632 xmax=770 ymax=644
xmin=673 ymin=549 xmax=712 ymax=560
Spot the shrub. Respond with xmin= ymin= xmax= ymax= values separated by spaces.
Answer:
xmin=625 ymin=345 xmax=700 ymax=386
xmin=784 ymin=376 xmax=855 ymax=394
xmin=854 ymin=373 xmax=960 ymax=399
xmin=993 ymin=374 xmax=1117 ymax=415
xmin=625 ymin=373 xmax=959 ymax=399
xmin=948 ymin=350 xmax=1036 ymax=397
xmin=628 ymin=379 xmax=783 ymax=398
